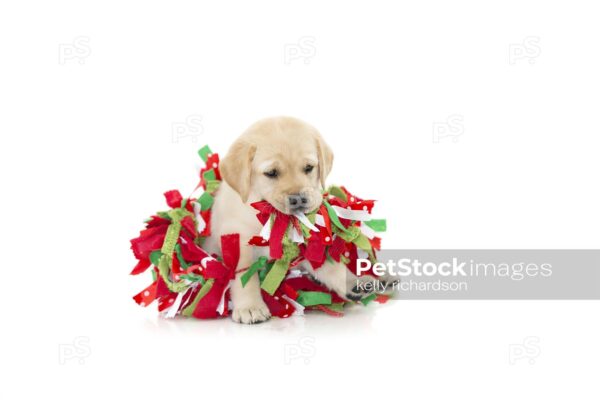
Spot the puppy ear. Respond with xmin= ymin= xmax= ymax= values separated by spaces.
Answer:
xmin=220 ymin=139 xmax=256 ymax=203
xmin=315 ymin=132 xmax=334 ymax=188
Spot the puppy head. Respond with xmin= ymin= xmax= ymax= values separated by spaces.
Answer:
xmin=220 ymin=116 xmax=333 ymax=214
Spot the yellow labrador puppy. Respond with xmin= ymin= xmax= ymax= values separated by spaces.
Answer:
xmin=203 ymin=116 xmax=382 ymax=323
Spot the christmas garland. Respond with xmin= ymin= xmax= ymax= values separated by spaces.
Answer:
xmin=130 ymin=145 xmax=388 ymax=319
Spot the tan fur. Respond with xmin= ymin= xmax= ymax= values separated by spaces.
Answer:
xmin=220 ymin=117 xmax=333 ymax=213
xmin=204 ymin=116 xmax=375 ymax=324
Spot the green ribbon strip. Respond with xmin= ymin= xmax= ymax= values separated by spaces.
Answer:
xmin=155 ymin=208 xmax=195 ymax=293
xmin=352 ymin=232 xmax=372 ymax=253
xmin=157 ymin=254 xmax=189 ymax=292
xmin=327 ymin=185 xmax=347 ymax=202
xmin=161 ymin=208 xmax=189 ymax=255
xmin=323 ymin=200 xmax=348 ymax=233
xmin=202 ymin=169 xmax=216 ymax=182
xmin=181 ymin=278 xmax=214 ymax=317
xmin=201 ymin=169 xmax=220 ymax=194
xmin=296 ymin=291 xmax=332 ymax=306
xmin=241 ymin=256 xmax=269 ymax=287
xmin=198 ymin=191 xmax=214 ymax=211
xmin=175 ymin=243 xmax=191 ymax=270
xmin=178 ymin=274 xmax=205 ymax=283
xmin=156 ymin=211 xmax=171 ymax=221
xmin=258 ymin=263 xmax=270 ymax=281
xmin=206 ymin=180 xmax=220 ymax=193
xmin=337 ymin=226 xmax=375 ymax=261
xmin=198 ymin=145 xmax=212 ymax=162
xmin=360 ymin=293 xmax=377 ymax=306
xmin=364 ymin=219 xmax=387 ymax=232
xmin=336 ymin=225 xmax=361 ymax=242
xmin=324 ymin=302 xmax=344 ymax=313
xmin=261 ymin=234 xmax=299 ymax=295
xmin=300 ymin=222 xmax=311 ymax=238
xmin=260 ymin=259 xmax=289 ymax=295
xmin=149 ymin=250 xmax=162 ymax=266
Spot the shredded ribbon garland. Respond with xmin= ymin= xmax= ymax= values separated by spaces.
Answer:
xmin=130 ymin=145 xmax=388 ymax=319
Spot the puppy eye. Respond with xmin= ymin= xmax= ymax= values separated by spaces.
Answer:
xmin=264 ymin=169 xmax=279 ymax=178
xmin=304 ymin=165 xmax=314 ymax=174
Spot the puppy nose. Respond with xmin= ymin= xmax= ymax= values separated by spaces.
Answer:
xmin=287 ymin=193 xmax=309 ymax=210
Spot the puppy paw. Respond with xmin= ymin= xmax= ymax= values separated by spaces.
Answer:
xmin=346 ymin=275 xmax=379 ymax=301
xmin=232 ymin=302 xmax=271 ymax=324
xmin=346 ymin=275 xmax=400 ymax=301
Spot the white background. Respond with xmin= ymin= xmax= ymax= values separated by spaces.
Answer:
xmin=1 ymin=1 xmax=599 ymax=399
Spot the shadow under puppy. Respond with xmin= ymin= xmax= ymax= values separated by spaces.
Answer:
xmin=203 ymin=116 xmax=389 ymax=323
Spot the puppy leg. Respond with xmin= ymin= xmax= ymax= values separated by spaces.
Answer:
xmin=230 ymin=249 xmax=271 ymax=324
xmin=302 ymin=260 xmax=399 ymax=301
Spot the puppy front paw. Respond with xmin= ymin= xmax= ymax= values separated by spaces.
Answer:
xmin=232 ymin=302 xmax=271 ymax=324
xmin=346 ymin=275 xmax=400 ymax=301
xmin=345 ymin=275 xmax=379 ymax=301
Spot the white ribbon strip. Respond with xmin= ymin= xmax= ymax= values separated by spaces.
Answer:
xmin=193 ymin=202 xmax=207 ymax=234
xmin=331 ymin=205 xmax=372 ymax=221
xmin=357 ymin=248 xmax=369 ymax=261
xmin=260 ymin=218 xmax=272 ymax=240
xmin=360 ymin=223 xmax=376 ymax=239
xmin=200 ymin=255 xmax=215 ymax=269
xmin=164 ymin=292 xmax=184 ymax=319
xmin=314 ymin=214 xmax=325 ymax=227
xmin=290 ymin=226 xmax=304 ymax=243
xmin=287 ymin=269 xmax=303 ymax=279
xmin=216 ymin=280 xmax=232 ymax=315
xmin=177 ymin=283 xmax=199 ymax=311
xmin=293 ymin=212 xmax=320 ymax=232
xmin=188 ymin=182 xmax=204 ymax=200
xmin=282 ymin=294 xmax=305 ymax=316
